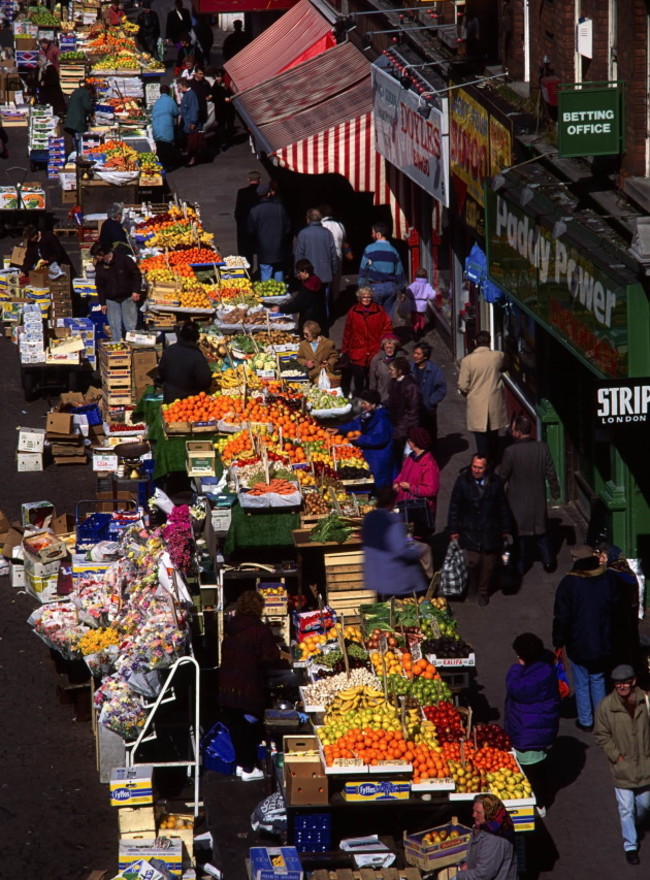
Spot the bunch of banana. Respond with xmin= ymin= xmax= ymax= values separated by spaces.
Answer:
xmin=418 ymin=720 xmax=442 ymax=750
xmin=326 ymin=685 xmax=387 ymax=715
xmin=405 ymin=706 xmax=423 ymax=739
xmin=218 ymin=366 xmax=260 ymax=390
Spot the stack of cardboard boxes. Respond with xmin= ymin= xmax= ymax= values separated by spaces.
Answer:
xmin=128 ymin=335 xmax=161 ymax=402
xmin=46 ymin=411 xmax=87 ymax=466
xmin=99 ymin=341 xmax=133 ymax=420
xmin=18 ymin=303 xmax=46 ymax=364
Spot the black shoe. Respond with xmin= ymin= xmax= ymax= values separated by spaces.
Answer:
xmin=478 ymin=594 xmax=490 ymax=607
xmin=543 ymin=561 xmax=557 ymax=573
xmin=576 ymin=721 xmax=594 ymax=733
xmin=625 ymin=851 xmax=640 ymax=865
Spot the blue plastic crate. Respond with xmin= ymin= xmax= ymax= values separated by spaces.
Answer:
xmin=293 ymin=814 xmax=331 ymax=853
xmin=76 ymin=512 xmax=112 ymax=550
xmin=202 ymin=722 xmax=236 ymax=775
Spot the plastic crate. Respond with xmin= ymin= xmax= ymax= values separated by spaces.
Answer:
xmin=292 ymin=813 xmax=331 ymax=853
xmin=70 ymin=403 xmax=102 ymax=425
xmin=202 ymin=722 xmax=236 ymax=775
xmin=76 ymin=512 xmax=112 ymax=550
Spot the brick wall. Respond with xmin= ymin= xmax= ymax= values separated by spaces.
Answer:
xmin=580 ymin=0 xmax=610 ymax=83
xmin=618 ymin=0 xmax=648 ymax=177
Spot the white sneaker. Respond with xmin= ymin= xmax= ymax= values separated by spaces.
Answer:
xmin=203 ymin=863 xmax=223 ymax=880
xmin=537 ymin=806 xmax=547 ymax=818
xmin=235 ymin=766 xmax=243 ymax=778
xmin=240 ymin=767 xmax=264 ymax=782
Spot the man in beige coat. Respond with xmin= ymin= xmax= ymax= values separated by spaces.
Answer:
xmin=458 ymin=330 xmax=508 ymax=461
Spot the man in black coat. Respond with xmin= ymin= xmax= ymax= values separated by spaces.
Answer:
xmin=447 ymin=453 xmax=513 ymax=605
xmin=553 ymin=545 xmax=621 ymax=732
xmin=222 ymin=19 xmax=250 ymax=61
xmin=234 ymin=171 xmax=260 ymax=267
xmin=157 ymin=321 xmax=212 ymax=404
xmin=247 ymin=181 xmax=292 ymax=282
xmin=165 ymin=0 xmax=192 ymax=45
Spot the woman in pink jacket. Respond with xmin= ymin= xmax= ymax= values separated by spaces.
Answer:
xmin=394 ymin=426 xmax=440 ymax=537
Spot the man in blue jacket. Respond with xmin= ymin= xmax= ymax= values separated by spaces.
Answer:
xmin=359 ymin=222 xmax=406 ymax=319
xmin=411 ymin=341 xmax=446 ymax=446
xmin=336 ymin=389 xmax=394 ymax=487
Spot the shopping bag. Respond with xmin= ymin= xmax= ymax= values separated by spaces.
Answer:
xmin=317 ymin=367 xmax=331 ymax=391
xmin=554 ymin=648 xmax=571 ymax=699
xmin=438 ymin=539 xmax=468 ymax=598
xmin=10 ymin=245 xmax=26 ymax=267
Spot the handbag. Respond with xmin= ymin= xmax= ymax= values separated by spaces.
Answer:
xmin=397 ymin=498 xmax=434 ymax=535
xmin=554 ymin=648 xmax=571 ymax=699
xmin=438 ymin=539 xmax=468 ymax=598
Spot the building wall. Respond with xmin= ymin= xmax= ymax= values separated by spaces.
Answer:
xmin=618 ymin=0 xmax=649 ymax=177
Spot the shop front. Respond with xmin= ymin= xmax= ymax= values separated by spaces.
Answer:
xmin=485 ymin=181 xmax=650 ymax=562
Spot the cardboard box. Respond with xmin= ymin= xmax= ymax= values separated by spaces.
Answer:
xmin=29 ymin=267 xmax=49 ymax=288
xmin=283 ymin=736 xmax=328 ymax=805
xmin=117 ymin=805 xmax=157 ymax=838
xmin=0 ymin=508 xmax=10 ymax=545
xmin=111 ymin=860 xmax=169 ymax=880
xmin=185 ymin=441 xmax=216 ymax=477
xmin=71 ymin=555 xmax=111 ymax=581
xmin=21 ymin=501 xmax=55 ymax=528
xmin=46 ymin=411 xmax=74 ymax=435
xmin=110 ymin=766 xmax=155 ymax=807
xmin=118 ymin=839 xmax=182 ymax=878
xmin=342 ymin=779 xmax=411 ymax=801
xmin=17 ymin=452 xmax=43 ymax=471
xmin=249 ymin=848 xmax=303 ymax=880
xmin=17 ymin=426 xmax=46 ymax=453
xmin=23 ymin=530 xmax=67 ymax=562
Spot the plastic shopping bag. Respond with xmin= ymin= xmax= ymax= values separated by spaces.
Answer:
xmin=318 ymin=367 xmax=332 ymax=391
xmin=554 ymin=648 xmax=571 ymax=699
xmin=438 ymin=539 xmax=468 ymax=598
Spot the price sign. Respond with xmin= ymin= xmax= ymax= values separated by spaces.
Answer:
xmin=411 ymin=641 xmax=423 ymax=662
xmin=379 ymin=633 xmax=388 ymax=654
xmin=429 ymin=618 xmax=441 ymax=639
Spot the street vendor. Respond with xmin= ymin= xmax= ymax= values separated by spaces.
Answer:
xmin=335 ymin=388 xmax=393 ymax=487
xmin=64 ymin=81 xmax=95 ymax=155
xmin=99 ymin=203 xmax=130 ymax=254
xmin=91 ymin=243 xmax=142 ymax=342
xmin=38 ymin=38 xmax=59 ymax=71
xmin=104 ymin=0 xmax=126 ymax=27
xmin=22 ymin=224 xmax=73 ymax=275
xmin=157 ymin=321 xmax=213 ymax=404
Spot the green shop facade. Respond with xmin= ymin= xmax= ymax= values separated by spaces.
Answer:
xmin=484 ymin=182 xmax=650 ymax=567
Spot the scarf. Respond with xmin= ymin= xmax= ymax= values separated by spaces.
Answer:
xmin=478 ymin=805 xmax=515 ymax=845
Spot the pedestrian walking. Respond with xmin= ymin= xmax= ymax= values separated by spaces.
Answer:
xmin=234 ymin=171 xmax=260 ymax=268
xmin=598 ymin=542 xmax=642 ymax=668
xmin=594 ymin=664 xmax=650 ymax=866
xmin=447 ymin=454 xmax=513 ymax=606
xmin=369 ymin=333 xmax=403 ymax=404
xmin=293 ymin=209 xmax=339 ymax=312
xmin=211 ymin=69 xmax=235 ymax=152
xmin=319 ymin=204 xmax=352 ymax=306
xmin=247 ymin=181 xmax=292 ymax=282
xmin=190 ymin=67 xmax=212 ymax=126
xmin=193 ymin=16 xmax=214 ymax=65
xmin=340 ymin=287 xmax=392 ymax=397
xmin=552 ymin=545 xmax=621 ymax=732
xmin=405 ymin=268 xmax=436 ymax=339
xmin=498 ymin=413 xmax=560 ymax=575
xmin=410 ymin=341 xmax=446 ymax=446
xmin=358 ymin=222 xmax=406 ymax=320
xmin=166 ymin=0 xmax=192 ymax=46
xmin=386 ymin=357 xmax=422 ymax=466
xmin=136 ymin=0 xmax=160 ymax=57
xmin=222 ymin=19 xmax=250 ymax=60
xmin=504 ymin=632 xmax=560 ymax=818
xmin=458 ymin=330 xmax=508 ymax=462
xmin=151 ymin=85 xmax=180 ymax=172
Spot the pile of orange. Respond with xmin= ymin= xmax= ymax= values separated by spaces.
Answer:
xmin=441 ymin=741 xmax=476 ymax=762
xmin=162 ymin=391 xmax=226 ymax=424
xmin=331 ymin=443 xmax=365 ymax=462
xmin=402 ymin=654 xmax=441 ymax=680
xmin=473 ymin=746 xmax=519 ymax=773
xmin=412 ymin=744 xmax=451 ymax=783
xmin=323 ymin=728 xmax=412 ymax=767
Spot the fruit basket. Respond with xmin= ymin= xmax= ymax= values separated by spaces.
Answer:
xmin=404 ymin=817 xmax=472 ymax=870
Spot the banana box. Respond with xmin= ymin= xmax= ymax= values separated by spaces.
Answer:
xmin=118 ymin=838 xmax=181 ymax=878
xmin=110 ymin=766 xmax=154 ymax=807
xmin=249 ymin=847 xmax=303 ymax=880
xmin=343 ymin=779 xmax=411 ymax=801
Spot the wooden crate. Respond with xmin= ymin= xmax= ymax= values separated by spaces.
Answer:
xmin=311 ymin=869 xmax=422 ymax=880
xmin=324 ymin=551 xmax=364 ymax=592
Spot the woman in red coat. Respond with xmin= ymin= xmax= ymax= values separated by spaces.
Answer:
xmin=341 ymin=286 xmax=392 ymax=397
xmin=394 ymin=426 xmax=440 ymax=536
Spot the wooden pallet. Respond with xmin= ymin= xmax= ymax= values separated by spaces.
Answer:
xmin=311 ymin=870 xmax=421 ymax=880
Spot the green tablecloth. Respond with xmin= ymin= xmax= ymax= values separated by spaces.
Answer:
xmin=133 ymin=391 xmax=223 ymax=482
xmin=223 ymin=504 xmax=300 ymax=554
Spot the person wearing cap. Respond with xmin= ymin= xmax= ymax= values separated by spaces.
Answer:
xmin=234 ymin=171 xmax=261 ymax=268
xmin=552 ymin=544 xmax=621 ymax=732
xmin=335 ymin=389 xmax=394 ymax=488
xmin=99 ymin=203 xmax=130 ymax=254
xmin=247 ymin=181 xmax=292 ymax=282
xmin=369 ymin=333 xmax=403 ymax=404
xmin=393 ymin=426 xmax=440 ymax=538
xmin=411 ymin=341 xmax=446 ymax=446
xmin=594 ymin=664 xmax=650 ymax=865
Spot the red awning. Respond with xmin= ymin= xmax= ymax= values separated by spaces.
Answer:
xmin=197 ymin=0 xmax=296 ymax=12
xmin=233 ymin=41 xmax=409 ymax=238
xmin=224 ymin=0 xmax=335 ymax=94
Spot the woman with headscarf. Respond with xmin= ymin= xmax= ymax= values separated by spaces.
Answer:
xmin=341 ymin=286 xmax=392 ymax=397
xmin=393 ymin=426 xmax=439 ymax=538
xmin=452 ymin=793 xmax=518 ymax=880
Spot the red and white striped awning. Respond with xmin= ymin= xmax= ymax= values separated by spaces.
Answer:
xmin=224 ymin=0 xmax=335 ymax=94
xmin=273 ymin=113 xmax=411 ymax=240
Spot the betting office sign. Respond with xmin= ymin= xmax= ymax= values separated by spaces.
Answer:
xmin=596 ymin=380 xmax=650 ymax=428
xmin=557 ymin=83 xmax=623 ymax=158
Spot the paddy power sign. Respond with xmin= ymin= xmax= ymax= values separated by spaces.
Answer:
xmin=485 ymin=188 xmax=629 ymax=377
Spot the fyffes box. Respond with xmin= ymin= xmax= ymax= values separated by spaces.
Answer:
xmin=110 ymin=766 xmax=154 ymax=807
xmin=343 ymin=779 xmax=410 ymax=801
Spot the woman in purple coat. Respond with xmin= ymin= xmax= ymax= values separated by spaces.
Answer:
xmin=504 ymin=632 xmax=560 ymax=817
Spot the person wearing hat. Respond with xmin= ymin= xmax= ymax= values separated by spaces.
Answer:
xmin=594 ymin=664 xmax=650 ymax=865
xmin=335 ymin=389 xmax=394 ymax=487
xmin=410 ymin=341 xmax=446 ymax=446
xmin=234 ymin=171 xmax=261 ymax=268
xmin=369 ymin=333 xmax=403 ymax=404
xmin=552 ymin=544 xmax=621 ymax=732
xmin=393 ymin=426 xmax=439 ymax=539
